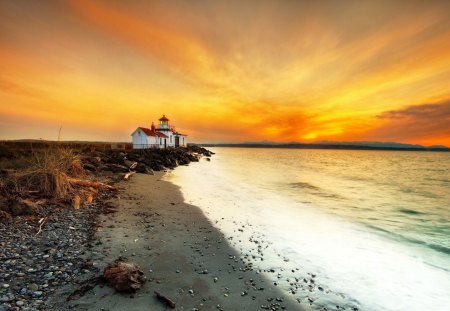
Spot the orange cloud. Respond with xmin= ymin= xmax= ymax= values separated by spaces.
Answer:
xmin=1 ymin=1 xmax=450 ymax=145
xmin=367 ymin=99 xmax=450 ymax=146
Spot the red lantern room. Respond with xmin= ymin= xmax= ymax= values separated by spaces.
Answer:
xmin=157 ymin=114 xmax=170 ymax=131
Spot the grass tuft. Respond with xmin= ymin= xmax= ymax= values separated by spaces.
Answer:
xmin=11 ymin=146 xmax=85 ymax=200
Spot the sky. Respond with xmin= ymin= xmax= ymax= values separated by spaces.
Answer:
xmin=1 ymin=0 xmax=450 ymax=145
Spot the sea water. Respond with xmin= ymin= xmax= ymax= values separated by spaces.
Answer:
xmin=165 ymin=148 xmax=450 ymax=311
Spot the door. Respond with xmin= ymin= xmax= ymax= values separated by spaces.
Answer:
xmin=175 ymin=136 xmax=180 ymax=147
xmin=164 ymin=138 xmax=167 ymax=148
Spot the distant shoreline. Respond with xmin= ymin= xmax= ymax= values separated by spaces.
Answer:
xmin=198 ymin=143 xmax=450 ymax=152
xmin=1 ymin=140 xmax=448 ymax=152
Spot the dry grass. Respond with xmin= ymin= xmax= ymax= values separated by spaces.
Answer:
xmin=11 ymin=146 xmax=85 ymax=200
xmin=0 ymin=144 xmax=117 ymax=217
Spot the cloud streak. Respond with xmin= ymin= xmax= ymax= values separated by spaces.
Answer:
xmin=378 ymin=101 xmax=450 ymax=120
xmin=1 ymin=0 xmax=450 ymax=144
xmin=360 ymin=100 xmax=450 ymax=145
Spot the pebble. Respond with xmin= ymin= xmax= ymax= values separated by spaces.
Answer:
xmin=0 ymin=296 xmax=11 ymax=302
xmin=0 ymin=202 xmax=102 ymax=310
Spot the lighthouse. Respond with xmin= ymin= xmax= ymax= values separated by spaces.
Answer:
xmin=131 ymin=114 xmax=188 ymax=149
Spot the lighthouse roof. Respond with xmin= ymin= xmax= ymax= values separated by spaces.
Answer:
xmin=132 ymin=127 xmax=168 ymax=138
xmin=154 ymin=132 xmax=168 ymax=138
xmin=137 ymin=127 xmax=155 ymax=136
xmin=159 ymin=114 xmax=169 ymax=121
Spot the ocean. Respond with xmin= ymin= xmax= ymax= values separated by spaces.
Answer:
xmin=165 ymin=148 xmax=450 ymax=311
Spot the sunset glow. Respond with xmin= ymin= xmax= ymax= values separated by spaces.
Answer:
xmin=1 ymin=0 xmax=450 ymax=145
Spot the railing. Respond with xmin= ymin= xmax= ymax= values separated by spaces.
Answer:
xmin=132 ymin=144 xmax=162 ymax=149
xmin=132 ymin=143 xmax=187 ymax=149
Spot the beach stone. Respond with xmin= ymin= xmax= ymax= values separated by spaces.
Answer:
xmin=0 ymin=295 xmax=10 ymax=302
xmin=103 ymin=259 xmax=146 ymax=292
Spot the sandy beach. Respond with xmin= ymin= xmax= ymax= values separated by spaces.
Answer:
xmin=58 ymin=172 xmax=308 ymax=311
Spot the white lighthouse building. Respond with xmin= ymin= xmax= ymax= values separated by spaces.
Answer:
xmin=131 ymin=115 xmax=187 ymax=149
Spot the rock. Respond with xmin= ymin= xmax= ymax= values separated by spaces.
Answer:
xmin=9 ymin=199 xmax=42 ymax=216
xmin=0 ymin=197 xmax=8 ymax=211
xmin=0 ymin=295 xmax=11 ymax=302
xmin=0 ymin=210 xmax=12 ymax=221
xmin=103 ymin=259 xmax=146 ymax=292
xmin=123 ymin=160 xmax=135 ymax=168
xmin=136 ymin=163 xmax=153 ymax=174
xmin=82 ymin=162 xmax=97 ymax=172
xmin=28 ymin=284 xmax=39 ymax=291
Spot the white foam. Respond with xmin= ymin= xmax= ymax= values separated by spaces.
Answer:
xmin=165 ymin=152 xmax=450 ymax=311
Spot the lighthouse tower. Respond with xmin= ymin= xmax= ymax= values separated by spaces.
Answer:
xmin=156 ymin=114 xmax=170 ymax=132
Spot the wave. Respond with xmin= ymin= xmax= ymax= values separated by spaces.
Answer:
xmin=288 ymin=181 xmax=320 ymax=190
xmin=398 ymin=208 xmax=426 ymax=215
xmin=286 ymin=182 xmax=346 ymax=200
xmin=366 ymin=223 xmax=450 ymax=256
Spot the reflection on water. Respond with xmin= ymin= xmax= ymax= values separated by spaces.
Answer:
xmin=167 ymin=148 xmax=450 ymax=311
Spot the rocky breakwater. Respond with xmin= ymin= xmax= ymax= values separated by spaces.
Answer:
xmin=81 ymin=145 xmax=214 ymax=175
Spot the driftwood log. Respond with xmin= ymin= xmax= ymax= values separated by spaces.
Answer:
xmin=155 ymin=291 xmax=176 ymax=309
xmin=129 ymin=161 xmax=138 ymax=170
xmin=103 ymin=259 xmax=146 ymax=292
xmin=124 ymin=171 xmax=135 ymax=180
xmin=68 ymin=178 xmax=115 ymax=190
xmin=36 ymin=217 xmax=46 ymax=235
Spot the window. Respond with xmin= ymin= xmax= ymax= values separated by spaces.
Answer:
xmin=160 ymin=138 xmax=162 ymax=144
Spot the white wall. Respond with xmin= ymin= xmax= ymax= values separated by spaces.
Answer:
xmin=132 ymin=129 xmax=148 ymax=149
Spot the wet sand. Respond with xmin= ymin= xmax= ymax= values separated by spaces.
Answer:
xmin=65 ymin=172 xmax=308 ymax=310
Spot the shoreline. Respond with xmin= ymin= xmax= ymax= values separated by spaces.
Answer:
xmin=58 ymin=172 xmax=308 ymax=310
